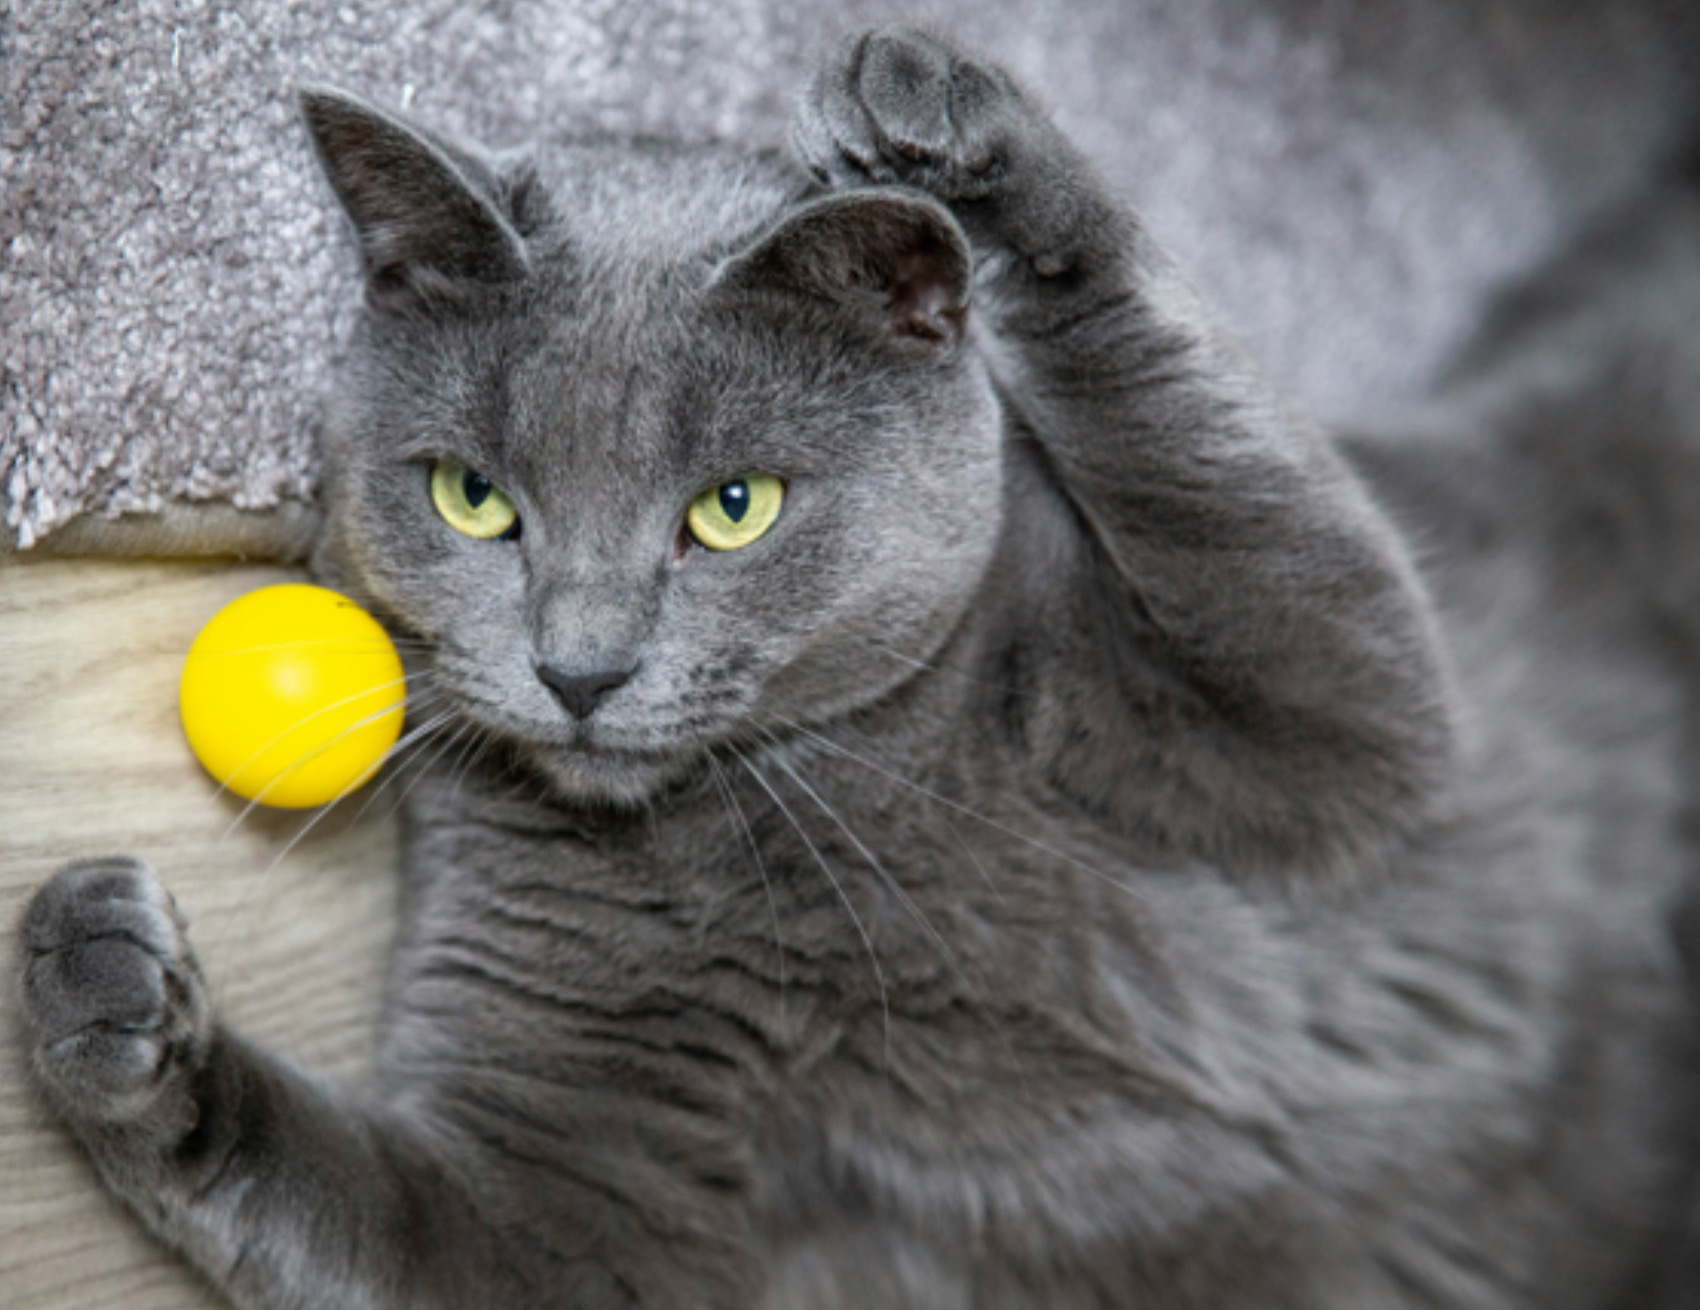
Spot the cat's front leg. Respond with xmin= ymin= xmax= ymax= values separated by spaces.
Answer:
xmin=796 ymin=30 xmax=1456 ymax=876
xmin=17 ymin=857 xmax=535 ymax=1310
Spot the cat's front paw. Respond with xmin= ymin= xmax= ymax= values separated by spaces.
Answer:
xmin=793 ymin=28 xmax=1090 ymax=269
xmin=18 ymin=857 xmax=211 ymax=1125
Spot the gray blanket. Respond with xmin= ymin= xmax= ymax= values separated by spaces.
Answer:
xmin=4 ymin=0 xmax=1696 ymax=550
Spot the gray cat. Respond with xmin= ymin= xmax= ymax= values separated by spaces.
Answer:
xmin=17 ymin=27 xmax=1700 ymax=1309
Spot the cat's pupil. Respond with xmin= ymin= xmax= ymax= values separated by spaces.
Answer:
xmin=719 ymin=481 xmax=749 ymax=523
xmin=463 ymin=472 xmax=492 ymax=509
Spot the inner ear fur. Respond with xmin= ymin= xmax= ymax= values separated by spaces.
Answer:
xmin=715 ymin=191 xmax=971 ymax=345
xmin=298 ymin=85 xmax=530 ymax=308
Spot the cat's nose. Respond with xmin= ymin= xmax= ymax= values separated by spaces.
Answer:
xmin=536 ymin=663 xmax=636 ymax=720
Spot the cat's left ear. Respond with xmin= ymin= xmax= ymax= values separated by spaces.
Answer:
xmin=713 ymin=191 xmax=970 ymax=346
xmin=298 ymin=85 xmax=531 ymax=309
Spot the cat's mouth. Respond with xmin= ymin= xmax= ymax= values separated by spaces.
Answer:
xmin=451 ymin=700 xmax=702 ymax=804
xmin=524 ymin=733 xmax=700 ymax=806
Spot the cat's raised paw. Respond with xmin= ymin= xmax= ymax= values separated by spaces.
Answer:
xmin=18 ymin=857 xmax=211 ymax=1124
xmin=794 ymin=28 xmax=1100 ymax=273
xmin=793 ymin=28 xmax=1032 ymax=201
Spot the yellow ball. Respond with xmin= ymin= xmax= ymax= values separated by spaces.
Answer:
xmin=179 ymin=584 xmax=406 ymax=809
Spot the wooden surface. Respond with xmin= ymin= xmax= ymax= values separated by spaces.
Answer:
xmin=0 ymin=558 xmax=400 ymax=1309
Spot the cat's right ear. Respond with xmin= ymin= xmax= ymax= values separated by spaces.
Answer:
xmin=712 ymin=191 xmax=971 ymax=348
xmin=298 ymin=86 xmax=530 ymax=310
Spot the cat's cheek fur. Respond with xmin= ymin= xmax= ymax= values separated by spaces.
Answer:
xmin=737 ymin=391 xmax=1006 ymax=731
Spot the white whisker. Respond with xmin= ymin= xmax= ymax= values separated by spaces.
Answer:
xmin=767 ymin=713 xmax=1144 ymax=902
xmin=208 ymin=707 xmax=459 ymax=995
xmin=752 ymin=724 xmax=959 ymax=972
xmin=192 ymin=638 xmax=438 ymax=659
xmin=380 ymin=719 xmax=478 ymax=824
xmin=441 ymin=723 xmax=487 ymax=799
xmin=858 ymin=636 xmax=1034 ymax=700
xmin=202 ymin=671 xmax=433 ymax=820
xmin=216 ymin=686 xmax=441 ymax=842
xmin=728 ymin=742 xmax=891 ymax=1074
xmin=707 ymin=753 xmax=788 ymax=1041
xmin=447 ymin=728 xmax=499 ymax=805
xmin=939 ymin=810 xmax=1005 ymax=903
xmin=345 ymin=706 xmax=465 ymax=828
xmin=748 ymin=725 xmax=1030 ymax=1091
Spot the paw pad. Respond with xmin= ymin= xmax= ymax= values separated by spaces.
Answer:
xmin=18 ymin=857 xmax=209 ymax=1121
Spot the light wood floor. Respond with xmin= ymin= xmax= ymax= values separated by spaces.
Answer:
xmin=0 ymin=558 xmax=400 ymax=1309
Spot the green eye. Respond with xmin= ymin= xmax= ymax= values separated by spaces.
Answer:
xmin=686 ymin=474 xmax=785 ymax=552
xmin=431 ymin=459 xmax=519 ymax=540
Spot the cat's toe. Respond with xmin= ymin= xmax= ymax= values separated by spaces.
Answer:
xmin=794 ymin=33 xmax=902 ymax=187
xmin=854 ymin=31 xmax=959 ymax=170
xmin=18 ymin=857 xmax=210 ymax=1122
xmin=796 ymin=28 xmax=1019 ymax=200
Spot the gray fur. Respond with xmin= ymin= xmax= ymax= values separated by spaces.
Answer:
xmin=17 ymin=28 xmax=1700 ymax=1310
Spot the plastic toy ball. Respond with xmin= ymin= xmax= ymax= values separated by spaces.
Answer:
xmin=179 ymin=584 xmax=406 ymax=809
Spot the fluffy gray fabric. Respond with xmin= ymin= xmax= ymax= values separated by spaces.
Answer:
xmin=2 ymin=0 xmax=1696 ymax=548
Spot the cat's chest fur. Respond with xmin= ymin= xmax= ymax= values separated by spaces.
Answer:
xmin=382 ymin=713 xmax=1167 ymax=1096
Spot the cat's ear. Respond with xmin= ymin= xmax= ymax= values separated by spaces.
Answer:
xmin=713 ymin=192 xmax=970 ymax=346
xmin=298 ymin=86 xmax=530 ymax=309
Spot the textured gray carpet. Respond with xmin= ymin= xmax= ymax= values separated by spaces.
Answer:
xmin=4 ymin=0 xmax=1697 ymax=550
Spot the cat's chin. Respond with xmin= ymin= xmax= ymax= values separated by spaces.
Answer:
xmin=521 ymin=740 xmax=698 ymax=808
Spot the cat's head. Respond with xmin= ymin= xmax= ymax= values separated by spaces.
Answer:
xmin=300 ymin=89 xmax=1004 ymax=805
